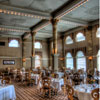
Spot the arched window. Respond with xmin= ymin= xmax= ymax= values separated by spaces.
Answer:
xmin=76 ymin=51 xmax=86 ymax=71
xmin=35 ymin=55 xmax=41 ymax=68
xmin=66 ymin=36 xmax=73 ymax=44
xmin=76 ymin=32 xmax=85 ymax=42
xmin=9 ymin=39 xmax=19 ymax=47
xmin=97 ymin=50 xmax=100 ymax=71
xmin=96 ymin=27 xmax=100 ymax=38
xmin=66 ymin=52 xmax=73 ymax=69
xmin=34 ymin=42 xmax=42 ymax=49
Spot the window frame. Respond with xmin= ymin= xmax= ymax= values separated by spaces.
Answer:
xmin=76 ymin=32 xmax=85 ymax=42
xmin=96 ymin=27 xmax=100 ymax=38
xmin=76 ymin=51 xmax=86 ymax=71
xmin=97 ymin=50 xmax=100 ymax=71
xmin=66 ymin=52 xmax=74 ymax=69
xmin=35 ymin=55 xmax=42 ymax=68
xmin=34 ymin=42 xmax=42 ymax=49
xmin=66 ymin=36 xmax=73 ymax=44
xmin=9 ymin=39 xmax=19 ymax=48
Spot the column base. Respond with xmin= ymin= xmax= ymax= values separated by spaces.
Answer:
xmin=31 ymin=56 xmax=35 ymax=69
xmin=52 ymin=54 xmax=59 ymax=71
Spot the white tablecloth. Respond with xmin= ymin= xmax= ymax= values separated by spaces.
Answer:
xmin=74 ymin=84 xmax=99 ymax=100
xmin=37 ymin=78 xmax=64 ymax=91
xmin=51 ymin=78 xmax=64 ymax=91
xmin=31 ymin=74 xmax=39 ymax=84
xmin=0 ymin=85 xmax=16 ymax=100
xmin=55 ymin=72 xmax=64 ymax=78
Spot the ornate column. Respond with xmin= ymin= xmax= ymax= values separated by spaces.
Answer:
xmin=86 ymin=26 xmax=94 ymax=72
xmin=61 ymin=35 xmax=65 ymax=67
xmin=31 ymin=31 xmax=36 ymax=69
xmin=51 ymin=19 xmax=59 ymax=71
xmin=22 ymin=37 xmax=24 ymax=67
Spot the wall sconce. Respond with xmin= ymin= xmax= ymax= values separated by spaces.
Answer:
xmin=60 ymin=58 xmax=64 ymax=61
xmin=88 ymin=56 xmax=93 ymax=60
xmin=22 ymin=58 xmax=26 ymax=62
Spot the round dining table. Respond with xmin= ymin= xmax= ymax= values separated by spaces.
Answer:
xmin=74 ymin=84 xmax=99 ymax=100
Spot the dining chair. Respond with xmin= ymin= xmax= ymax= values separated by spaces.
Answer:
xmin=66 ymin=85 xmax=74 ymax=100
xmin=25 ymin=72 xmax=35 ymax=86
xmin=62 ymin=76 xmax=67 ymax=95
xmin=41 ymin=77 xmax=51 ymax=98
xmin=2 ymin=76 xmax=11 ymax=84
xmin=91 ymin=88 xmax=99 ymax=100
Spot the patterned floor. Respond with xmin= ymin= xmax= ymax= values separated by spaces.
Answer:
xmin=13 ymin=82 xmax=68 ymax=100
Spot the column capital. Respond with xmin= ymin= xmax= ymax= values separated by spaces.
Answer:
xmin=31 ymin=31 xmax=37 ymax=36
xmin=51 ymin=18 xmax=59 ymax=25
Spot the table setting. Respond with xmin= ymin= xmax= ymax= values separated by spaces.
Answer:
xmin=51 ymin=78 xmax=64 ymax=91
xmin=0 ymin=79 xmax=16 ymax=100
xmin=74 ymin=83 xmax=100 ymax=100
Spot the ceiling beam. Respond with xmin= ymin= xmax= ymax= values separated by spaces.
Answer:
xmin=23 ymin=20 xmax=50 ymax=39
xmin=30 ymin=20 xmax=50 ymax=31
xmin=52 ymin=0 xmax=88 ymax=19
xmin=22 ymin=32 xmax=31 ymax=39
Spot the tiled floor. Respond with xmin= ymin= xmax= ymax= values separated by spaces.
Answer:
xmin=13 ymin=82 xmax=68 ymax=100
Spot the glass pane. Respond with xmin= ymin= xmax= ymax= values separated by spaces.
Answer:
xmin=35 ymin=55 xmax=41 ymax=68
xmin=35 ymin=42 xmax=42 ymax=49
xmin=76 ymin=51 xmax=86 ymax=71
xmin=77 ymin=57 xmax=86 ymax=71
xmin=76 ymin=51 xmax=84 ymax=57
xmin=9 ymin=40 xmax=19 ymax=47
xmin=66 ymin=52 xmax=72 ymax=58
xmin=66 ymin=36 xmax=73 ymax=44
xmin=96 ymin=27 xmax=100 ymax=38
xmin=97 ymin=50 xmax=100 ymax=71
xmin=66 ymin=53 xmax=73 ymax=69
xmin=66 ymin=58 xmax=73 ymax=69
xmin=76 ymin=33 xmax=85 ymax=42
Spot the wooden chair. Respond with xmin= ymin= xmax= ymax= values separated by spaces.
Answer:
xmin=2 ymin=76 xmax=11 ymax=84
xmin=24 ymin=72 xmax=35 ymax=86
xmin=62 ymin=76 xmax=67 ymax=95
xmin=41 ymin=77 xmax=51 ymax=98
xmin=72 ymin=73 xmax=82 ymax=85
xmin=91 ymin=88 xmax=99 ymax=100
xmin=66 ymin=85 xmax=74 ymax=100
xmin=15 ymin=70 xmax=22 ymax=82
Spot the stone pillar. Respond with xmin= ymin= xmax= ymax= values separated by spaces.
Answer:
xmin=86 ymin=26 xmax=94 ymax=72
xmin=31 ymin=31 xmax=36 ymax=69
xmin=51 ymin=19 xmax=59 ymax=71
xmin=61 ymin=35 xmax=65 ymax=67
xmin=22 ymin=38 xmax=24 ymax=67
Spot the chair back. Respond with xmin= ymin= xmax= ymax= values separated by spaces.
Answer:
xmin=66 ymin=85 xmax=74 ymax=100
xmin=42 ymin=77 xmax=51 ymax=88
xmin=91 ymin=88 xmax=99 ymax=100
xmin=2 ymin=76 xmax=11 ymax=84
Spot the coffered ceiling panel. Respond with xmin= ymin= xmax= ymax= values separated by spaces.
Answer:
xmin=0 ymin=13 xmax=41 ymax=28
xmin=57 ymin=21 xmax=80 ymax=32
xmin=64 ymin=0 xmax=99 ymax=21
xmin=0 ymin=0 xmax=69 ymax=13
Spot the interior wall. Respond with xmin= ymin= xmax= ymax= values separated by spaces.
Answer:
xmin=49 ymin=24 xmax=99 ymax=71
xmin=23 ymin=39 xmax=49 ymax=69
xmin=0 ymin=37 xmax=22 ymax=69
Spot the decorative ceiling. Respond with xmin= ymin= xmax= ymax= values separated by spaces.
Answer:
xmin=0 ymin=0 xmax=69 ymax=13
xmin=64 ymin=0 xmax=99 ymax=21
xmin=0 ymin=0 xmax=99 ymax=39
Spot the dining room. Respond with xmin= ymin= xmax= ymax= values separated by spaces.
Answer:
xmin=0 ymin=0 xmax=99 ymax=100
